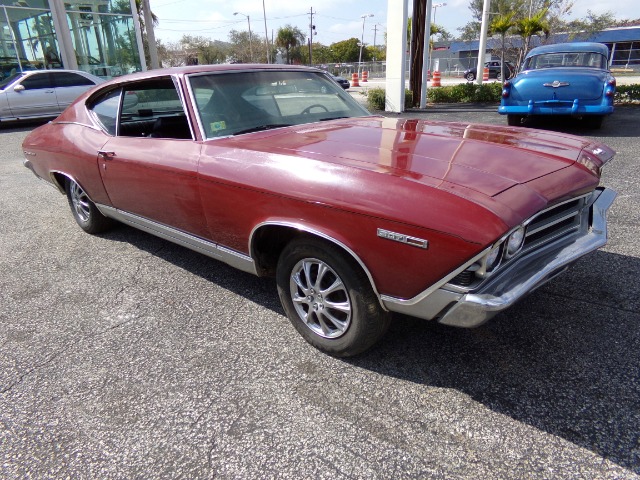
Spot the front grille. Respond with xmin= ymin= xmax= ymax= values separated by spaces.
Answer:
xmin=521 ymin=197 xmax=586 ymax=254
xmin=451 ymin=270 xmax=475 ymax=287
xmin=447 ymin=193 xmax=592 ymax=290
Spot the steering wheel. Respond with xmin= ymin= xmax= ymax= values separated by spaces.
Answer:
xmin=301 ymin=104 xmax=329 ymax=115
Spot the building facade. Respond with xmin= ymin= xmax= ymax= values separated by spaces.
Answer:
xmin=1 ymin=0 xmax=145 ymax=79
xmin=429 ymin=26 xmax=640 ymax=76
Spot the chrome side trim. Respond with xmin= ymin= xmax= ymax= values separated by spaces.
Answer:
xmin=249 ymin=221 xmax=387 ymax=309
xmin=377 ymin=228 xmax=428 ymax=249
xmin=97 ymin=205 xmax=257 ymax=275
xmin=382 ymin=188 xmax=617 ymax=327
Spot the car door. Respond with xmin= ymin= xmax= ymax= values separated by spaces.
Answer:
xmin=52 ymin=71 xmax=99 ymax=111
xmin=5 ymin=72 xmax=58 ymax=118
xmin=91 ymin=78 xmax=208 ymax=239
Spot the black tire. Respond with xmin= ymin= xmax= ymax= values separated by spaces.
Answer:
xmin=496 ymin=71 xmax=502 ymax=81
xmin=507 ymin=114 xmax=524 ymax=126
xmin=65 ymin=178 xmax=114 ymax=234
xmin=584 ymin=115 xmax=604 ymax=129
xmin=276 ymin=237 xmax=390 ymax=357
xmin=465 ymin=72 xmax=475 ymax=82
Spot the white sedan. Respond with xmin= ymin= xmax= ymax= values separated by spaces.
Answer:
xmin=0 ymin=69 xmax=103 ymax=124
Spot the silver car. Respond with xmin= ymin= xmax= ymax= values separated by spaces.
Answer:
xmin=0 ymin=69 xmax=103 ymax=124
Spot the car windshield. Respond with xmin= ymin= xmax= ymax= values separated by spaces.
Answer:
xmin=188 ymin=70 xmax=369 ymax=139
xmin=524 ymin=52 xmax=608 ymax=70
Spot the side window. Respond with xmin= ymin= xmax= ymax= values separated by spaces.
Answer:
xmin=52 ymin=72 xmax=96 ymax=87
xmin=118 ymin=78 xmax=192 ymax=139
xmin=90 ymin=89 xmax=121 ymax=135
xmin=20 ymin=73 xmax=54 ymax=90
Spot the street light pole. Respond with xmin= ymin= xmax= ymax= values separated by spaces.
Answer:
xmin=432 ymin=2 xmax=446 ymax=26
xmin=427 ymin=2 xmax=446 ymax=79
xmin=358 ymin=13 xmax=374 ymax=74
xmin=234 ymin=12 xmax=253 ymax=62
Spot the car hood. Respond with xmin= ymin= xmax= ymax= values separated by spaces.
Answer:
xmin=212 ymin=116 xmax=613 ymax=241
xmin=511 ymin=68 xmax=609 ymax=101
xmin=234 ymin=116 xmax=609 ymax=197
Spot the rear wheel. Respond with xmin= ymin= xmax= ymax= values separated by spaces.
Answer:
xmin=465 ymin=72 xmax=475 ymax=82
xmin=276 ymin=237 xmax=390 ymax=357
xmin=507 ymin=114 xmax=524 ymax=126
xmin=65 ymin=179 xmax=114 ymax=234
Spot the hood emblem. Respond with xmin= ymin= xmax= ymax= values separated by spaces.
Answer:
xmin=543 ymin=80 xmax=570 ymax=88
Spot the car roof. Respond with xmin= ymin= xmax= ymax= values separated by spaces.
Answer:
xmin=526 ymin=42 xmax=609 ymax=58
xmin=98 ymin=64 xmax=323 ymax=87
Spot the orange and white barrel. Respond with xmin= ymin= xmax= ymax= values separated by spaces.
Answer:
xmin=362 ymin=71 xmax=368 ymax=82
xmin=351 ymin=72 xmax=360 ymax=87
xmin=432 ymin=70 xmax=441 ymax=87
xmin=483 ymin=67 xmax=489 ymax=81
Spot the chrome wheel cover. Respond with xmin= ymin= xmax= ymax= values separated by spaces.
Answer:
xmin=69 ymin=182 xmax=91 ymax=223
xmin=289 ymin=258 xmax=352 ymax=339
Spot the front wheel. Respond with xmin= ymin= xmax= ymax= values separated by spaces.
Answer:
xmin=276 ymin=237 xmax=390 ymax=357
xmin=65 ymin=179 xmax=114 ymax=234
xmin=465 ymin=72 xmax=475 ymax=82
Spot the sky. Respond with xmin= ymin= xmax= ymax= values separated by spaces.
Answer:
xmin=151 ymin=0 xmax=639 ymax=47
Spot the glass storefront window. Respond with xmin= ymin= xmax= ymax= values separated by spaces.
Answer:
xmin=67 ymin=10 xmax=141 ymax=78
xmin=2 ymin=5 xmax=57 ymax=76
xmin=1 ymin=0 xmax=141 ymax=79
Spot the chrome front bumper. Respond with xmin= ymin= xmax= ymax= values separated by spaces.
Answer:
xmin=382 ymin=187 xmax=617 ymax=328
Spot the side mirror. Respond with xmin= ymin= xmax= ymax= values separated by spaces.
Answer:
xmin=13 ymin=84 xmax=25 ymax=92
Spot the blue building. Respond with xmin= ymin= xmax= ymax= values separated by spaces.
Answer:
xmin=430 ymin=26 xmax=640 ymax=75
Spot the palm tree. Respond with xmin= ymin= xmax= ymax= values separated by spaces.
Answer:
xmin=276 ymin=25 xmax=305 ymax=64
xmin=490 ymin=13 xmax=515 ymax=81
xmin=515 ymin=10 xmax=550 ymax=69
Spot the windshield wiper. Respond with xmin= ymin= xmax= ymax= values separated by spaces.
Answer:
xmin=319 ymin=116 xmax=349 ymax=121
xmin=233 ymin=124 xmax=292 ymax=135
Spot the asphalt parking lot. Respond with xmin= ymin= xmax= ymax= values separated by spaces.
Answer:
xmin=1 ymin=106 xmax=639 ymax=479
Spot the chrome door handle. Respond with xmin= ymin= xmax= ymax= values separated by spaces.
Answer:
xmin=98 ymin=150 xmax=116 ymax=159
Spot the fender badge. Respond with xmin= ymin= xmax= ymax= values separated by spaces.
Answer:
xmin=543 ymin=80 xmax=570 ymax=88
xmin=377 ymin=228 xmax=428 ymax=249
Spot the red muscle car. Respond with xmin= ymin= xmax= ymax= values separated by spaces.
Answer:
xmin=22 ymin=65 xmax=617 ymax=356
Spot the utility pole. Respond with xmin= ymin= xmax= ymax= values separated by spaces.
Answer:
xmin=263 ymin=0 xmax=270 ymax=63
xmin=372 ymin=24 xmax=381 ymax=61
xmin=308 ymin=7 xmax=316 ymax=66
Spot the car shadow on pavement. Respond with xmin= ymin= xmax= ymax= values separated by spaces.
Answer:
xmin=352 ymin=249 xmax=640 ymax=474
xmin=100 ymin=223 xmax=640 ymax=474
xmin=519 ymin=111 xmax=640 ymax=138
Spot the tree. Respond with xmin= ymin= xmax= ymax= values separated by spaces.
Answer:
xmin=276 ymin=25 xmax=306 ymax=64
xmin=564 ymin=10 xmax=617 ymax=40
xmin=330 ymin=38 xmax=361 ymax=63
xmin=490 ymin=13 xmax=515 ymax=80
xmin=458 ymin=0 xmax=572 ymax=41
xmin=514 ymin=9 xmax=550 ymax=67
xmin=229 ymin=30 xmax=253 ymax=63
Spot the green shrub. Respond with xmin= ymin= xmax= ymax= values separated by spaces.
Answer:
xmin=365 ymin=87 xmax=414 ymax=110
xmin=615 ymin=84 xmax=640 ymax=103
xmin=366 ymin=82 xmax=640 ymax=107
xmin=366 ymin=87 xmax=386 ymax=110
xmin=427 ymin=81 xmax=502 ymax=103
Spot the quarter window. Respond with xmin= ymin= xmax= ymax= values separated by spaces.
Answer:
xmin=53 ymin=72 xmax=96 ymax=87
xmin=90 ymin=89 xmax=121 ymax=135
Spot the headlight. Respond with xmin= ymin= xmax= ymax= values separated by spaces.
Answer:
xmin=506 ymin=227 xmax=526 ymax=257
